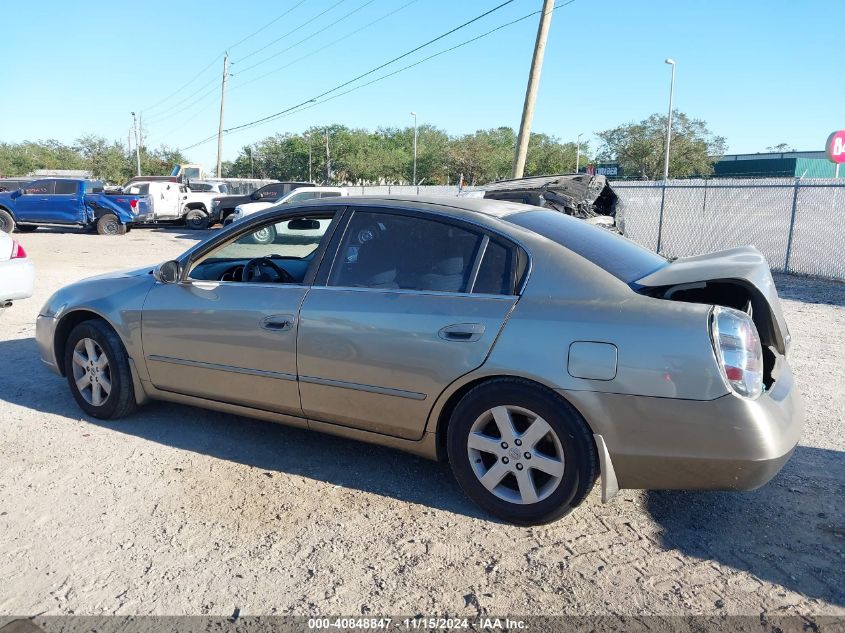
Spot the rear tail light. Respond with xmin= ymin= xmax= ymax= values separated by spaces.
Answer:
xmin=130 ymin=199 xmax=138 ymax=209
xmin=10 ymin=240 xmax=27 ymax=259
xmin=711 ymin=306 xmax=764 ymax=399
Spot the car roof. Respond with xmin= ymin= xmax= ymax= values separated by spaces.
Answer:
xmin=338 ymin=194 xmax=536 ymax=222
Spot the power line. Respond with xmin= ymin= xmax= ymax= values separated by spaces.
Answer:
xmin=269 ymin=0 xmax=576 ymax=122
xmin=234 ymin=0 xmax=351 ymax=64
xmin=228 ymin=0 xmax=310 ymax=50
xmin=141 ymin=54 xmax=221 ymax=113
xmin=180 ymin=0 xmax=571 ymax=153
xmin=158 ymin=0 xmax=419 ymax=144
xmin=148 ymin=86 xmax=223 ymax=144
xmin=229 ymin=0 xmax=419 ymax=93
xmin=145 ymin=78 xmax=222 ymax=125
xmin=144 ymin=74 xmax=222 ymax=123
xmin=141 ymin=0 xmax=312 ymax=115
xmin=225 ymin=0 xmax=516 ymax=134
xmin=234 ymin=0 xmax=378 ymax=75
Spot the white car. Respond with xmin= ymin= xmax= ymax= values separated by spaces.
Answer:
xmin=123 ymin=181 xmax=224 ymax=229
xmin=0 ymin=232 xmax=34 ymax=314
xmin=229 ymin=187 xmax=347 ymax=224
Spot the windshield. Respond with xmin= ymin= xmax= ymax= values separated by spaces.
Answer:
xmin=507 ymin=209 xmax=666 ymax=284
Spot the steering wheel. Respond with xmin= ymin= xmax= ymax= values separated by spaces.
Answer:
xmin=241 ymin=258 xmax=296 ymax=284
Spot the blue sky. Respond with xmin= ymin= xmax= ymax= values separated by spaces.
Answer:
xmin=1 ymin=0 xmax=841 ymax=168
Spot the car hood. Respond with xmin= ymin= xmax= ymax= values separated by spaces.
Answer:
xmin=83 ymin=265 xmax=155 ymax=282
xmin=239 ymin=202 xmax=274 ymax=214
xmin=40 ymin=265 xmax=156 ymax=319
xmin=635 ymin=246 xmax=789 ymax=353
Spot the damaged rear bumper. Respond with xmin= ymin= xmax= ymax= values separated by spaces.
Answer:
xmin=563 ymin=360 xmax=804 ymax=498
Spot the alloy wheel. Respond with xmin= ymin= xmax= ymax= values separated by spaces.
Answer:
xmin=71 ymin=337 xmax=112 ymax=407
xmin=252 ymin=227 xmax=271 ymax=242
xmin=467 ymin=405 xmax=565 ymax=505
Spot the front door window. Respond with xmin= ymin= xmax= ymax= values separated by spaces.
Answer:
xmin=188 ymin=214 xmax=335 ymax=285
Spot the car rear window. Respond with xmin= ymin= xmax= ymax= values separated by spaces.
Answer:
xmin=506 ymin=209 xmax=666 ymax=284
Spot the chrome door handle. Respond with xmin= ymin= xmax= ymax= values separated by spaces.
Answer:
xmin=261 ymin=314 xmax=295 ymax=332
xmin=438 ymin=323 xmax=485 ymax=342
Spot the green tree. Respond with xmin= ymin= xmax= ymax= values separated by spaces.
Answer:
xmin=597 ymin=111 xmax=726 ymax=179
xmin=221 ymin=125 xmax=591 ymax=186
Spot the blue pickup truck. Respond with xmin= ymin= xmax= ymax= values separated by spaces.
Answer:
xmin=0 ymin=178 xmax=150 ymax=236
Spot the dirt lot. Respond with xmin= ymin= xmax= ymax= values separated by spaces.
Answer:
xmin=1 ymin=228 xmax=843 ymax=617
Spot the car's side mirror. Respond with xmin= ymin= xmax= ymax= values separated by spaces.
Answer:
xmin=11 ymin=189 xmax=21 ymax=199
xmin=153 ymin=260 xmax=181 ymax=284
xmin=251 ymin=191 xmax=260 ymax=200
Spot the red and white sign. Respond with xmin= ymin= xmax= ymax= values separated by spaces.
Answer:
xmin=826 ymin=130 xmax=845 ymax=164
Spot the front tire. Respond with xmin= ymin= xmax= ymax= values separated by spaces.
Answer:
xmin=447 ymin=378 xmax=598 ymax=525
xmin=96 ymin=214 xmax=126 ymax=236
xmin=64 ymin=320 xmax=137 ymax=420
xmin=185 ymin=209 xmax=209 ymax=230
xmin=0 ymin=209 xmax=15 ymax=233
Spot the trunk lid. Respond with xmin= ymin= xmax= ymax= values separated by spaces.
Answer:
xmin=635 ymin=246 xmax=790 ymax=354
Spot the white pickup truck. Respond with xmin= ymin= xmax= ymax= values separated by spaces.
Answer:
xmin=123 ymin=181 xmax=224 ymax=229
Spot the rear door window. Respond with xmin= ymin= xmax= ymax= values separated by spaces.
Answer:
xmin=473 ymin=239 xmax=522 ymax=295
xmin=23 ymin=180 xmax=55 ymax=195
xmin=54 ymin=181 xmax=78 ymax=195
xmin=330 ymin=211 xmax=483 ymax=293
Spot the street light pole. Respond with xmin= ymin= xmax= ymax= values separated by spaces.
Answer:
xmin=304 ymin=133 xmax=312 ymax=182
xmin=131 ymin=111 xmax=141 ymax=176
xmin=410 ymin=111 xmax=418 ymax=185
xmin=662 ymin=58 xmax=676 ymax=182
xmin=324 ymin=129 xmax=331 ymax=184
xmin=576 ymin=132 xmax=583 ymax=173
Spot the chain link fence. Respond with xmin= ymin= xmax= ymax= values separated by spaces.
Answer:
xmin=613 ymin=178 xmax=845 ymax=281
xmin=338 ymin=180 xmax=845 ymax=282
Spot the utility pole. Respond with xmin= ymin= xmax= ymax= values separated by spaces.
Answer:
xmin=324 ymin=129 xmax=331 ymax=184
xmin=131 ymin=112 xmax=141 ymax=176
xmin=411 ymin=111 xmax=418 ymax=185
xmin=216 ymin=52 xmax=229 ymax=178
xmin=575 ymin=138 xmax=580 ymax=173
xmin=512 ymin=0 xmax=555 ymax=179
xmin=304 ymin=133 xmax=312 ymax=182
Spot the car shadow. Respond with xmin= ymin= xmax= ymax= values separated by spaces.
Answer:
xmin=645 ymin=445 xmax=845 ymax=606
xmin=0 ymin=336 xmax=488 ymax=521
xmin=139 ymin=225 xmax=221 ymax=240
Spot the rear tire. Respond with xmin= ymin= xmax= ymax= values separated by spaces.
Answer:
xmin=96 ymin=214 xmax=126 ymax=236
xmin=185 ymin=209 xmax=209 ymax=230
xmin=64 ymin=319 xmax=137 ymax=420
xmin=0 ymin=209 xmax=15 ymax=233
xmin=446 ymin=378 xmax=598 ymax=525
xmin=248 ymin=224 xmax=276 ymax=245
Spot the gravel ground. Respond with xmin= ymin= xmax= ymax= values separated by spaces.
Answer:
xmin=0 ymin=228 xmax=843 ymax=617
